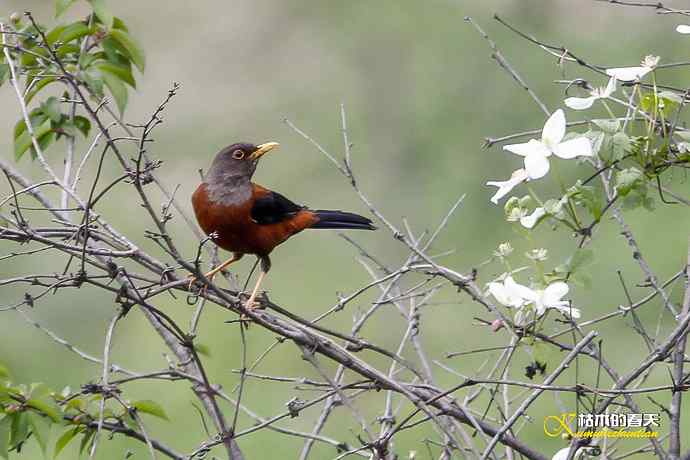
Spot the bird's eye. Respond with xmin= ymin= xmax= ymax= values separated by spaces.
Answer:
xmin=232 ymin=149 xmax=245 ymax=160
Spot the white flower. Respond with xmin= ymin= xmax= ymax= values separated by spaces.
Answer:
xmin=488 ymin=276 xmax=531 ymax=309
xmin=564 ymin=77 xmax=616 ymax=110
xmin=520 ymin=207 xmax=546 ymax=229
xmin=677 ymin=25 xmax=690 ymax=34
xmin=553 ymin=447 xmax=584 ymax=460
xmin=487 ymin=168 xmax=528 ymax=204
xmin=503 ymin=110 xmax=593 ymax=180
xmin=526 ymin=248 xmax=548 ymax=261
xmin=522 ymin=281 xmax=580 ymax=318
xmin=494 ymin=242 xmax=514 ymax=258
xmin=489 ymin=276 xmax=580 ymax=319
xmin=606 ymin=55 xmax=659 ymax=82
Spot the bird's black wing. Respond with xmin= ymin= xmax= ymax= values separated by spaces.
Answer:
xmin=251 ymin=191 xmax=304 ymax=225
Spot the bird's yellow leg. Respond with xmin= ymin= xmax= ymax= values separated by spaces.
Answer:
xmin=245 ymin=269 xmax=267 ymax=311
xmin=188 ymin=253 xmax=243 ymax=290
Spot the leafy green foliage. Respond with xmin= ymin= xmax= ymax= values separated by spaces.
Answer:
xmin=615 ymin=167 xmax=654 ymax=211
xmin=2 ymin=0 xmax=146 ymax=162
xmin=88 ymin=0 xmax=113 ymax=29
xmin=109 ymin=29 xmax=145 ymax=72
xmin=54 ymin=427 xmax=81 ymax=458
xmin=551 ymin=249 xmax=594 ymax=287
xmin=0 ymin=416 xmax=10 ymax=459
xmin=55 ymin=0 xmax=79 ymax=18
xmin=0 ymin=362 xmax=171 ymax=459
xmin=132 ymin=400 xmax=169 ymax=421
xmin=592 ymin=118 xmax=620 ymax=134
xmin=0 ymin=64 xmax=9 ymax=86
xmin=567 ymin=181 xmax=602 ymax=221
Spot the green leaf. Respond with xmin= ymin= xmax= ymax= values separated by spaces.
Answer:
xmin=112 ymin=17 xmax=129 ymax=32
xmin=53 ymin=427 xmax=80 ymax=458
xmin=0 ymin=365 xmax=9 ymax=381
xmin=674 ymin=130 xmax=690 ymax=142
xmin=0 ymin=416 xmax=10 ymax=459
xmin=0 ymin=63 xmax=9 ymax=87
xmin=88 ymin=0 xmax=113 ymax=29
xmin=584 ymin=130 xmax=605 ymax=157
xmin=101 ymin=37 xmax=129 ymax=65
xmin=79 ymin=51 xmax=101 ymax=69
xmin=97 ymin=62 xmax=136 ymax=87
xmin=122 ymin=413 xmax=138 ymax=431
xmin=40 ymin=97 xmax=62 ymax=123
xmin=615 ymin=168 xmax=644 ymax=197
xmin=194 ymin=343 xmax=212 ymax=357
xmin=10 ymin=412 xmax=29 ymax=449
xmin=25 ymin=77 xmax=58 ymax=104
xmin=57 ymin=22 xmax=91 ymax=45
xmin=109 ymin=29 xmax=145 ymax=72
xmin=553 ymin=249 xmax=594 ymax=288
xmin=19 ymin=46 xmax=50 ymax=67
xmin=27 ymin=398 xmax=61 ymax=423
xmin=56 ymin=43 xmax=81 ymax=59
xmin=612 ymin=132 xmax=631 ymax=161
xmin=78 ymin=429 xmax=94 ymax=455
xmin=660 ymin=90 xmax=683 ymax=104
xmin=79 ymin=71 xmax=104 ymax=99
xmin=55 ymin=0 xmax=79 ymax=17
xmin=28 ymin=413 xmax=51 ymax=454
xmin=566 ymin=249 xmax=594 ymax=273
xmin=73 ymin=116 xmax=91 ymax=137
xmin=15 ymin=118 xmax=52 ymax=161
xmin=133 ymin=400 xmax=169 ymax=421
xmin=592 ymin=119 xmax=620 ymax=134
xmin=102 ymin=71 xmax=128 ymax=114
xmin=568 ymin=182 xmax=602 ymax=220
xmin=45 ymin=24 xmax=67 ymax=45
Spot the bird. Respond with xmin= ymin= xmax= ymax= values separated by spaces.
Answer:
xmin=191 ymin=141 xmax=376 ymax=312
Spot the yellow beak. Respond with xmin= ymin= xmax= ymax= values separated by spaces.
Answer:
xmin=249 ymin=142 xmax=280 ymax=160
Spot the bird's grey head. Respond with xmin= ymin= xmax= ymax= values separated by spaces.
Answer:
xmin=204 ymin=142 xmax=279 ymax=204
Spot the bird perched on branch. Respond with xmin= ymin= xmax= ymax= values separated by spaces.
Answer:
xmin=191 ymin=141 xmax=376 ymax=311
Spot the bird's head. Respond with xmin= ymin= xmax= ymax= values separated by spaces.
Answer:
xmin=207 ymin=141 xmax=280 ymax=184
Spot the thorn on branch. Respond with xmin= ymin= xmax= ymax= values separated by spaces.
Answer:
xmin=286 ymin=397 xmax=306 ymax=418
xmin=24 ymin=293 xmax=34 ymax=308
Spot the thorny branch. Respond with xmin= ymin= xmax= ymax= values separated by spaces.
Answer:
xmin=1 ymin=6 xmax=690 ymax=460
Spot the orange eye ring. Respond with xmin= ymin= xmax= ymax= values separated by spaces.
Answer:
xmin=232 ymin=149 xmax=245 ymax=160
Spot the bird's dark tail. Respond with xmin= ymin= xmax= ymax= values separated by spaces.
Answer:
xmin=310 ymin=210 xmax=376 ymax=230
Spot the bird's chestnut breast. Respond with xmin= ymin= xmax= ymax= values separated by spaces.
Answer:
xmin=191 ymin=182 xmax=317 ymax=256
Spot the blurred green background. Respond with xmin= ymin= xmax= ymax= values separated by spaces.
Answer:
xmin=1 ymin=0 xmax=690 ymax=458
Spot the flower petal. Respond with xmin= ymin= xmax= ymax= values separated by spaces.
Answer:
xmin=555 ymin=305 xmax=581 ymax=319
xmin=543 ymin=281 xmax=569 ymax=305
xmin=677 ymin=25 xmax=690 ymax=34
xmin=488 ymin=282 xmax=511 ymax=306
xmin=606 ymin=66 xmax=652 ymax=82
xmin=524 ymin=153 xmax=550 ymax=179
xmin=564 ymin=96 xmax=596 ymax=110
xmin=486 ymin=169 xmax=528 ymax=204
xmin=553 ymin=137 xmax=592 ymax=159
xmin=542 ymin=109 xmax=566 ymax=146
xmin=553 ymin=448 xmax=575 ymax=460
xmin=505 ymin=276 xmax=536 ymax=303
xmin=602 ymin=77 xmax=617 ymax=97
xmin=504 ymin=139 xmax=548 ymax=157
xmin=520 ymin=207 xmax=546 ymax=229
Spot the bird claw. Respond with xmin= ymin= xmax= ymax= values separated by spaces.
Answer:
xmin=187 ymin=275 xmax=201 ymax=290
xmin=186 ymin=275 xmax=212 ymax=297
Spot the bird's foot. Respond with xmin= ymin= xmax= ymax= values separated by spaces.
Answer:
xmin=187 ymin=275 xmax=205 ymax=293
xmin=187 ymin=271 xmax=217 ymax=295
xmin=237 ymin=293 xmax=265 ymax=323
